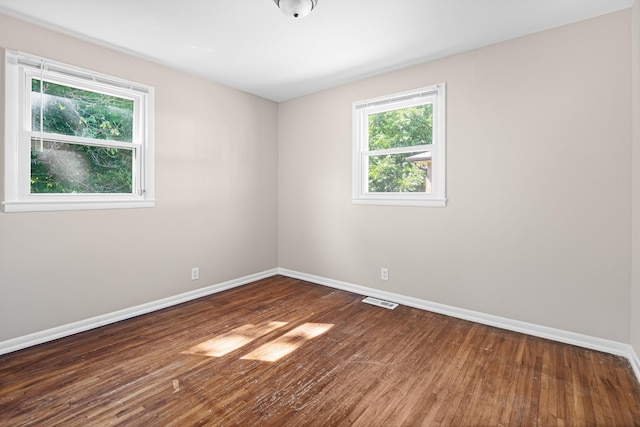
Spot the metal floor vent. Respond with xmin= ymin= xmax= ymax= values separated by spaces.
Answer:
xmin=362 ymin=297 xmax=398 ymax=310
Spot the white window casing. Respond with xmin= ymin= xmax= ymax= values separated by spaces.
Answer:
xmin=3 ymin=49 xmax=155 ymax=213
xmin=352 ymin=83 xmax=446 ymax=207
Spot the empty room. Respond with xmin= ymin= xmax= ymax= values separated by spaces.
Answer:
xmin=2 ymin=0 xmax=640 ymax=425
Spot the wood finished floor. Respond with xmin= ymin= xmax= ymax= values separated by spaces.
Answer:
xmin=1 ymin=275 xmax=640 ymax=426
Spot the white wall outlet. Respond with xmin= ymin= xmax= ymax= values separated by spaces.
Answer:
xmin=381 ymin=267 xmax=389 ymax=281
xmin=191 ymin=267 xmax=200 ymax=280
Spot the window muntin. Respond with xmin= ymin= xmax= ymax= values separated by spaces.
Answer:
xmin=3 ymin=50 xmax=154 ymax=212
xmin=353 ymin=84 xmax=446 ymax=206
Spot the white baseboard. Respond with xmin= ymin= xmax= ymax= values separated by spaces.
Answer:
xmin=3 ymin=267 xmax=640 ymax=385
xmin=0 ymin=269 xmax=279 ymax=356
xmin=629 ymin=347 xmax=640 ymax=383
xmin=278 ymin=268 xmax=640 ymax=383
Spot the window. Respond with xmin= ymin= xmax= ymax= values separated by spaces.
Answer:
xmin=3 ymin=50 xmax=154 ymax=212
xmin=352 ymin=83 xmax=446 ymax=206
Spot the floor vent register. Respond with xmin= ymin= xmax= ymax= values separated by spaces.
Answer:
xmin=362 ymin=297 xmax=398 ymax=310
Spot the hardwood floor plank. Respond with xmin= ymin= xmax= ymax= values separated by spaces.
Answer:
xmin=1 ymin=276 xmax=640 ymax=426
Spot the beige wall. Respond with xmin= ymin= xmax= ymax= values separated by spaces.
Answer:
xmin=0 ymin=15 xmax=279 ymax=341
xmin=1 ymin=9 xmax=636 ymax=347
xmin=279 ymin=10 xmax=633 ymax=342
xmin=632 ymin=0 xmax=640 ymax=354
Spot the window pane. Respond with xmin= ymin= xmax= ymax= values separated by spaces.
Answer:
xmin=368 ymin=104 xmax=432 ymax=150
xmin=31 ymin=79 xmax=134 ymax=142
xmin=368 ymin=151 xmax=432 ymax=193
xmin=30 ymin=138 xmax=133 ymax=194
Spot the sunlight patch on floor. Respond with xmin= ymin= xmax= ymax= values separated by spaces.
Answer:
xmin=182 ymin=321 xmax=287 ymax=357
xmin=240 ymin=323 xmax=334 ymax=362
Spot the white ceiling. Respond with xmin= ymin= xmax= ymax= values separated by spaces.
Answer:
xmin=0 ymin=0 xmax=633 ymax=101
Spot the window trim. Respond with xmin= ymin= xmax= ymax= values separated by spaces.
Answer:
xmin=2 ymin=49 xmax=155 ymax=213
xmin=352 ymin=83 xmax=446 ymax=207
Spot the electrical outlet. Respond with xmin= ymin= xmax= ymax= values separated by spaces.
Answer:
xmin=191 ymin=267 xmax=200 ymax=280
xmin=381 ymin=267 xmax=389 ymax=281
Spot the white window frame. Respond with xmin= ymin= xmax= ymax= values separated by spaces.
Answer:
xmin=2 ymin=49 xmax=155 ymax=213
xmin=352 ymin=83 xmax=446 ymax=207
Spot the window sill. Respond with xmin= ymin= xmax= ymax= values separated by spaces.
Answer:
xmin=352 ymin=197 xmax=447 ymax=207
xmin=2 ymin=199 xmax=155 ymax=213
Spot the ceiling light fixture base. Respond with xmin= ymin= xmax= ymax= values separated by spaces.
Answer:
xmin=274 ymin=0 xmax=319 ymax=19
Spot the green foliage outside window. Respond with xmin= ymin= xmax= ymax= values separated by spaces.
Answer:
xmin=367 ymin=104 xmax=432 ymax=193
xmin=30 ymin=79 xmax=135 ymax=194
